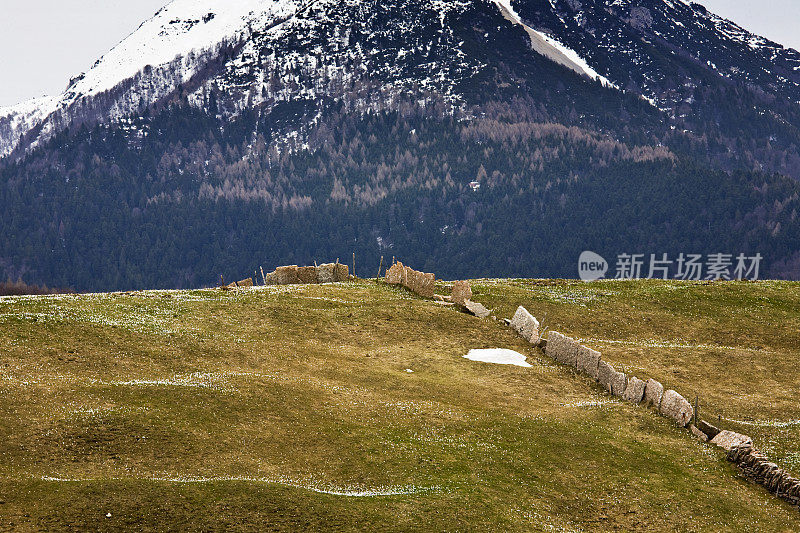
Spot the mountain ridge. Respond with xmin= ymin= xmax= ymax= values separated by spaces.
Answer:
xmin=5 ymin=0 xmax=800 ymax=161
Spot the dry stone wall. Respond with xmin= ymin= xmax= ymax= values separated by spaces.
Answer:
xmin=509 ymin=306 xmax=695 ymax=426
xmin=506 ymin=304 xmax=798 ymax=511
xmin=225 ymin=262 xmax=351 ymax=288
xmin=728 ymin=444 xmax=800 ymax=507
xmin=384 ymin=261 xmax=436 ymax=298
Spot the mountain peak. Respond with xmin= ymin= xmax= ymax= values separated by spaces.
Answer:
xmin=3 ymin=0 xmax=800 ymax=160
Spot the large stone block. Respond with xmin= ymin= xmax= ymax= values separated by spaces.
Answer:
xmin=451 ymin=281 xmax=472 ymax=306
xmin=334 ymin=263 xmax=350 ymax=282
xmin=510 ymin=307 xmax=540 ymax=344
xmin=404 ymin=268 xmax=419 ymax=292
xmin=611 ymin=370 xmax=627 ymax=397
xmin=236 ymin=278 xmax=254 ymax=288
xmin=385 ymin=262 xmax=404 ymax=285
xmin=690 ymin=424 xmax=709 ymax=442
xmin=598 ymin=361 xmax=626 ymax=396
xmin=465 ymin=300 xmax=491 ymax=319
xmin=643 ymin=378 xmax=664 ymax=408
xmin=561 ymin=337 xmax=579 ymax=368
xmin=577 ymin=345 xmax=601 ymax=380
xmin=545 ymin=332 xmax=565 ymax=362
xmin=622 ymin=376 xmax=646 ymax=403
xmin=416 ymin=272 xmax=436 ymax=298
xmin=710 ymin=430 xmax=753 ymax=451
xmin=265 ymin=271 xmax=278 ymax=285
xmin=317 ymin=263 xmax=336 ymax=283
xmin=597 ymin=360 xmax=616 ymax=394
xmin=297 ymin=266 xmax=318 ymax=284
xmin=660 ymin=390 xmax=693 ymax=427
xmin=276 ymin=265 xmax=299 ymax=285
xmin=697 ymin=419 xmax=721 ymax=440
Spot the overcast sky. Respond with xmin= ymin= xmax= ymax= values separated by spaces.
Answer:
xmin=1 ymin=0 xmax=800 ymax=107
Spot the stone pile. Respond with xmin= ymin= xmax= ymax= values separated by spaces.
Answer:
xmin=510 ymin=305 xmax=694 ymax=427
xmin=384 ymin=261 xmax=435 ymax=298
xmin=728 ymin=444 xmax=800 ymax=507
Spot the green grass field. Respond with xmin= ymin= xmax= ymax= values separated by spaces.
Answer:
xmin=0 ymin=280 xmax=798 ymax=531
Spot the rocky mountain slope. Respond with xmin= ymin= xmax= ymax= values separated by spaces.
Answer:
xmin=1 ymin=0 xmax=800 ymax=289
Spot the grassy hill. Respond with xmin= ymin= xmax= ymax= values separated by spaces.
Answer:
xmin=0 ymin=280 xmax=798 ymax=531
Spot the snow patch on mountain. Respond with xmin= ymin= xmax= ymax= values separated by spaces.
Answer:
xmin=491 ymin=0 xmax=615 ymax=87
xmin=62 ymin=0 xmax=299 ymax=101
xmin=0 ymin=95 xmax=59 ymax=157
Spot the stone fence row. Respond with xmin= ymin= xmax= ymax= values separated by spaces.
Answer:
xmin=264 ymin=263 xmax=350 ymax=285
xmin=384 ymin=261 xmax=435 ymax=298
xmin=384 ymin=263 xmax=492 ymax=318
xmin=509 ymin=304 xmax=799 ymax=510
xmin=223 ymin=262 xmax=349 ymax=289
xmin=728 ymin=442 xmax=800 ymax=508
xmin=510 ymin=305 xmax=693 ymax=426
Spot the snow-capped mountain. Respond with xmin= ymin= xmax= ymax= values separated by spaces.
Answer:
xmin=4 ymin=0 xmax=800 ymax=290
xmin=5 ymin=0 xmax=800 ymax=160
xmin=0 ymin=0 xmax=303 ymax=157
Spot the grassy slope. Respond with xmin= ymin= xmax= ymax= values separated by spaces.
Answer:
xmin=474 ymin=279 xmax=800 ymax=480
xmin=0 ymin=280 xmax=797 ymax=531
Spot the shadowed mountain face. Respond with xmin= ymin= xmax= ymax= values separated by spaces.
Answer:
xmin=1 ymin=0 xmax=800 ymax=290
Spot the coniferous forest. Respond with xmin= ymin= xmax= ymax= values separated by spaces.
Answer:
xmin=2 ymin=95 xmax=799 ymax=291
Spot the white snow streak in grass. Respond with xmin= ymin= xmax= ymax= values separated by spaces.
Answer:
xmin=35 ymin=475 xmax=433 ymax=497
xmin=720 ymin=417 xmax=800 ymax=429
xmin=583 ymin=338 xmax=776 ymax=353
xmin=464 ymin=349 xmax=532 ymax=368
xmin=561 ymin=398 xmax=619 ymax=409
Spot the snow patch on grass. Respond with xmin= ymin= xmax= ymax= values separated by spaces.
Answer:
xmin=464 ymin=348 xmax=532 ymax=368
